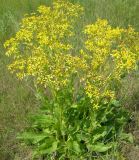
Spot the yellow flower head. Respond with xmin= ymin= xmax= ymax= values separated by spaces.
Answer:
xmin=4 ymin=1 xmax=139 ymax=109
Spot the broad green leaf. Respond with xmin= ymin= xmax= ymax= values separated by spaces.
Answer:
xmin=76 ymin=133 xmax=87 ymax=141
xmin=32 ymin=114 xmax=54 ymax=127
xmin=93 ymin=131 xmax=107 ymax=143
xmin=45 ymin=141 xmax=59 ymax=154
xmin=17 ymin=132 xmax=48 ymax=144
xmin=71 ymin=104 xmax=78 ymax=108
xmin=72 ymin=141 xmax=81 ymax=153
xmin=87 ymin=143 xmax=112 ymax=153
xmin=34 ymin=140 xmax=59 ymax=156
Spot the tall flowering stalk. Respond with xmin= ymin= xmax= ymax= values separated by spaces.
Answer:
xmin=4 ymin=0 xmax=139 ymax=159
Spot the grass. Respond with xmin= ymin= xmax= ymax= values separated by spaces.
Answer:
xmin=0 ymin=0 xmax=139 ymax=159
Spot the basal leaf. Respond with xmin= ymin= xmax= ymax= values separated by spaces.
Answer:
xmin=87 ymin=142 xmax=112 ymax=153
xmin=72 ymin=141 xmax=81 ymax=153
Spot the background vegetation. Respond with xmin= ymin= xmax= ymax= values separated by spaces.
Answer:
xmin=0 ymin=0 xmax=139 ymax=159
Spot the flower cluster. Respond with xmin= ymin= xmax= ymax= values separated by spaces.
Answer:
xmin=4 ymin=0 xmax=84 ymax=90
xmin=4 ymin=1 xmax=139 ymax=109
xmin=83 ymin=19 xmax=139 ymax=107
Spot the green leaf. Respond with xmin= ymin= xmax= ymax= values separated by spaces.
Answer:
xmin=17 ymin=132 xmax=48 ymax=144
xmin=72 ymin=141 xmax=81 ymax=153
xmin=87 ymin=143 xmax=112 ymax=153
xmin=71 ymin=104 xmax=78 ymax=108
xmin=32 ymin=114 xmax=54 ymax=127
xmin=33 ymin=140 xmax=59 ymax=156
xmin=120 ymin=133 xmax=134 ymax=143
xmin=45 ymin=141 xmax=59 ymax=154
xmin=93 ymin=131 xmax=107 ymax=143
xmin=111 ymin=100 xmax=120 ymax=107
xmin=76 ymin=133 xmax=87 ymax=141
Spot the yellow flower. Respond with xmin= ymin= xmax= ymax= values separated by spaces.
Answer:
xmin=4 ymin=1 xmax=139 ymax=109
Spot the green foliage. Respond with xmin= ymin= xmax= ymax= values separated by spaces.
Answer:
xmin=18 ymin=89 xmax=131 ymax=159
